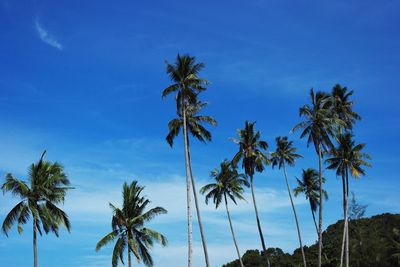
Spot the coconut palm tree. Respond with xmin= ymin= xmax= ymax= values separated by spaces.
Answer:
xmin=331 ymin=84 xmax=361 ymax=131
xmin=232 ymin=120 xmax=270 ymax=266
xmin=162 ymin=54 xmax=212 ymax=267
xmin=271 ymin=136 xmax=306 ymax=267
xmin=1 ymin=150 xmax=72 ymax=267
xmin=330 ymin=84 xmax=361 ymax=267
xmin=293 ymin=168 xmax=328 ymax=236
xmin=200 ymin=160 xmax=249 ymax=267
xmin=96 ymin=181 xmax=167 ymax=267
xmin=325 ymin=133 xmax=371 ymax=267
xmin=292 ymin=89 xmax=343 ymax=267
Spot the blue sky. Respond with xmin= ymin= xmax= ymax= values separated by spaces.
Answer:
xmin=0 ymin=0 xmax=399 ymax=266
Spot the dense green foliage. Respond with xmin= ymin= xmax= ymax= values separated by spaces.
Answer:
xmin=95 ymin=181 xmax=167 ymax=267
xmin=223 ymin=213 xmax=400 ymax=267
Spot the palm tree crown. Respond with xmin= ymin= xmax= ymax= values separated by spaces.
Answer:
xmin=325 ymin=133 xmax=371 ymax=179
xmin=232 ymin=121 xmax=269 ymax=178
xmin=166 ymin=100 xmax=217 ymax=147
xmin=331 ymin=84 xmax=361 ymax=131
xmin=294 ymin=169 xmax=328 ymax=217
xmin=271 ymin=136 xmax=303 ymax=169
xmin=162 ymin=54 xmax=208 ymax=112
xmin=200 ymin=160 xmax=249 ymax=208
xmin=292 ymin=89 xmax=343 ymax=153
xmin=2 ymin=150 xmax=72 ymax=237
xmin=96 ymin=181 xmax=167 ymax=267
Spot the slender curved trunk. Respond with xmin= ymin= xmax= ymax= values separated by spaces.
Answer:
xmin=345 ymin=168 xmax=350 ymax=267
xmin=33 ymin=217 xmax=38 ymax=267
xmin=311 ymin=206 xmax=328 ymax=261
xmin=317 ymin=145 xmax=323 ymax=267
xmin=128 ymin=250 xmax=132 ymax=267
xmin=224 ymin=194 xmax=244 ymax=267
xmin=283 ymin=163 xmax=307 ymax=267
xmin=182 ymin=103 xmax=193 ymax=267
xmin=340 ymin=169 xmax=347 ymax=267
xmin=249 ymin=175 xmax=270 ymax=267
xmin=311 ymin=207 xmax=318 ymax=236
xmin=187 ymin=138 xmax=210 ymax=267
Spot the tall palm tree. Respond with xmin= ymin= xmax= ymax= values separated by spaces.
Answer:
xmin=326 ymin=133 xmax=371 ymax=267
xmin=1 ymin=150 xmax=72 ymax=267
xmin=96 ymin=181 xmax=167 ymax=267
xmin=331 ymin=84 xmax=361 ymax=131
xmin=294 ymin=168 xmax=328 ymax=237
xmin=200 ymin=160 xmax=249 ymax=267
xmin=232 ymin=120 xmax=270 ymax=267
xmin=292 ymin=89 xmax=343 ymax=267
xmin=162 ymin=54 xmax=212 ymax=267
xmin=330 ymin=84 xmax=361 ymax=267
xmin=271 ymin=136 xmax=306 ymax=267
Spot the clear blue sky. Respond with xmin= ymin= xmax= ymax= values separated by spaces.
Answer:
xmin=1 ymin=0 xmax=399 ymax=266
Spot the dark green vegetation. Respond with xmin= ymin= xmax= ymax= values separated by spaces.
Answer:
xmin=223 ymin=213 xmax=400 ymax=267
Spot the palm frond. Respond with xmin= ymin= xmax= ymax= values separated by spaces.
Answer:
xmin=96 ymin=231 xmax=118 ymax=251
xmin=2 ymin=201 xmax=27 ymax=236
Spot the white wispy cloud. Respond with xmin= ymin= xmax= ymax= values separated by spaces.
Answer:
xmin=34 ymin=19 xmax=63 ymax=50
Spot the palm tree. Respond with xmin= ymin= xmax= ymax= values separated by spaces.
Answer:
xmin=162 ymin=54 xmax=212 ymax=267
xmin=330 ymin=84 xmax=361 ymax=267
xmin=326 ymin=133 xmax=371 ymax=267
xmin=232 ymin=120 xmax=270 ymax=266
xmin=292 ymin=89 xmax=343 ymax=267
xmin=271 ymin=136 xmax=306 ymax=267
xmin=163 ymin=57 xmax=215 ymax=267
xmin=1 ymin=150 xmax=72 ymax=267
xmin=331 ymin=84 xmax=361 ymax=131
xmin=200 ymin=160 xmax=249 ymax=267
xmin=96 ymin=181 xmax=167 ymax=267
xmin=294 ymin=168 xmax=328 ymax=236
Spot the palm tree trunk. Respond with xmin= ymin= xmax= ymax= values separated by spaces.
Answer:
xmin=33 ymin=218 xmax=38 ymax=267
xmin=187 ymin=138 xmax=210 ymax=267
xmin=128 ymin=250 xmax=132 ymax=267
xmin=224 ymin=194 xmax=244 ymax=267
xmin=182 ymin=104 xmax=193 ymax=267
xmin=311 ymin=207 xmax=318 ymax=236
xmin=283 ymin=164 xmax=307 ymax=267
xmin=250 ymin=176 xmax=270 ymax=267
xmin=312 ymin=206 xmax=328 ymax=261
xmin=345 ymin=168 xmax=350 ymax=267
xmin=317 ymin=145 xmax=323 ymax=267
xmin=340 ymin=170 xmax=347 ymax=267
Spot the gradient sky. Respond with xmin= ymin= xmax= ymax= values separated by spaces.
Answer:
xmin=1 ymin=0 xmax=399 ymax=266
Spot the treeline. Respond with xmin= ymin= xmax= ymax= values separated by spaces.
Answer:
xmin=223 ymin=213 xmax=400 ymax=267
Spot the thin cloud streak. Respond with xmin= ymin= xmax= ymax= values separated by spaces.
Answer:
xmin=35 ymin=20 xmax=63 ymax=50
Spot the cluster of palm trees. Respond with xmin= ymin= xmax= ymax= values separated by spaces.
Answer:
xmin=1 ymin=53 xmax=371 ymax=267
xmin=161 ymin=54 xmax=371 ymax=267
xmin=1 ymin=152 xmax=168 ymax=267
